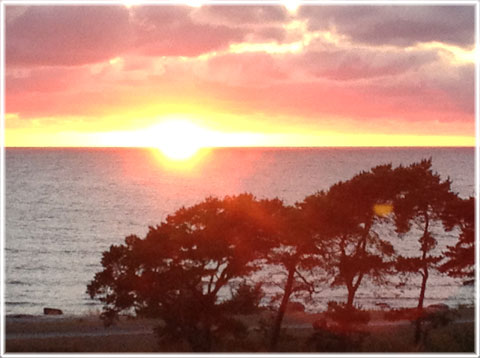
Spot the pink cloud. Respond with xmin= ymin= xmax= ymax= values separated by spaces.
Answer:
xmin=196 ymin=5 xmax=289 ymax=25
xmin=131 ymin=6 xmax=247 ymax=57
xmin=6 ymin=66 xmax=89 ymax=94
xmin=295 ymin=45 xmax=438 ymax=81
xmin=205 ymin=53 xmax=289 ymax=86
xmin=5 ymin=4 xmax=474 ymax=140
xmin=6 ymin=5 xmax=132 ymax=66
xmin=5 ymin=5 xmax=253 ymax=66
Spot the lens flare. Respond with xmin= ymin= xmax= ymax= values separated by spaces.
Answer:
xmin=373 ymin=203 xmax=394 ymax=217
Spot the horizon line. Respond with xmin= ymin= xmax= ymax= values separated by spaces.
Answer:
xmin=3 ymin=145 xmax=476 ymax=149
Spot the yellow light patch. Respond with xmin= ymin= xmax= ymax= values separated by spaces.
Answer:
xmin=109 ymin=57 xmax=123 ymax=66
xmin=283 ymin=0 xmax=300 ymax=14
xmin=415 ymin=41 xmax=475 ymax=64
xmin=373 ymin=204 xmax=393 ymax=217
xmin=228 ymin=41 xmax=303 ymax=55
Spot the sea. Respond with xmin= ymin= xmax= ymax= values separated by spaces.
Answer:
xmin=3 ymin=147 xmax=476 ymax=316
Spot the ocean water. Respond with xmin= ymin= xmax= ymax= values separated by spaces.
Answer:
xmin=4 ymin=147 xmax=475 ymax=315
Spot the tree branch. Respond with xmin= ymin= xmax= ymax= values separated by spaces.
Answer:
xmin=294 ymin=268 xmax=315 ymax=294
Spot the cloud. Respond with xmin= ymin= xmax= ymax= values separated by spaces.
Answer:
xmin=299 ymin=5 xmax=475 ymax=47
xmin=194 ymin=5 xmax=289 ymax=25
xmin=5 ymin=4 xmax=474 ymax=141
xmin=192 ymin=5 xmax=292 ymax=44
xmin=204 ymin=52 xmax=289 ymax=86
xmin=6 ymin=66 xmax=89 ymax=94
xmin=245 ymin=26 xmax=287 ymax=43
xmin=294 ymin=43 xmax=439 ymax=81
xmin=187 ymin=63 xmax=474 ymax=135
xmin=5 ymin=5 xmax=252 ymax=66
xmin=130 ymin=6 xmax=247 ymax=57
xmin=6 ymin=5 xmax=132 ymax=66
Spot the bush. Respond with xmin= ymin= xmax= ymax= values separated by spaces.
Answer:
xmin=325 ymin=301 xmax=371 ymax=326
xmin=309 ymin=302 xmax=370 ymax=352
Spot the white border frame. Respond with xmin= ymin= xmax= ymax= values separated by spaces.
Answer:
xmin=1 ymin=1 xmax=478 ymax=357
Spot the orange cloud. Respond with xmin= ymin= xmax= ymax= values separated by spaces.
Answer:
xmin=4 ymin=4 xmax=476 ymax=147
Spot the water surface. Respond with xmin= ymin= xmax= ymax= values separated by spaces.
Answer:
xmin=5 ymin=147 xmax=475 ymax=315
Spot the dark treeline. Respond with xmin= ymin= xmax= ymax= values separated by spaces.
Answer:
xmin=87 ymin=159 xmax=474 ymax=352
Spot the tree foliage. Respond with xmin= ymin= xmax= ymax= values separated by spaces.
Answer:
xmin=265 ymin=204 xmax=324 ymax=350
xmin=87 ymin=194 xmax=284 ymax=351
xmin=439 ymin=196 xmax=475 ymax=283
xmin=87 ymin=159 xmax=473 ymax=352
xmin=392 ymin=160 xmax=456 ymax=309
xmin=391 ymin=159 xmax=459 ymax=344
xmin=300 ymin=164 xmax=398 ymax=309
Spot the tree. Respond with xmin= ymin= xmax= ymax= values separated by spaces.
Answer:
xmin=392 ymin=159 xmax=459 ymax=344
xmin=439 ymin=196 xmax=475 ymax=284
xmin=301 ymin=164 xmax=397 ymax=311
xmin=87 ymin=194 xmax=283 ymax=352
xmin=265 ymin=204 xmax=324 ymax=351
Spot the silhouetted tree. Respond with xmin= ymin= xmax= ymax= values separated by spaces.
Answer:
xmin=86 ymin=158 xmax=471 ymax=353
xmin=266 ymin=205 xmax=324 ymax=351
xmin=392 ymin=159 xmax=458 ymax=345
xmin=87 ymin=194 xmax=283 ymax=352
xmin=439 ymin=196 xmax=475 ymax=284
xmin=301 ymin=164 xmax=397 ymax=310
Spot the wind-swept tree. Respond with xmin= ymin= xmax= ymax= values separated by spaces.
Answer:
xmin=265 ymin=204 xmax=325 ymax=351
xmin=392 ymin=159 xmax=459 ymax=344
xmin=439 ymin=196 xmax=475 ymax=285
xmin=301 ymin=164 xmax=398 ymax=311
xmin=87 ymin=194 xmax=283 ymax=352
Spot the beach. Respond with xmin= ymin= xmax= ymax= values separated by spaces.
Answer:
xmin=5 ymin=306 xmax=475 ymax=353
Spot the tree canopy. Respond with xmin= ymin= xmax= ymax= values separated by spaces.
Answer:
xmin=87 ymin=159 xmax=474 ymax=352
xmin=300 ymin=164 xmax=398 ymax=309
xmin=439 ymin=196 xmax=475 ymax=283
xmin=87 ymin=194 xmax=285 ymax=351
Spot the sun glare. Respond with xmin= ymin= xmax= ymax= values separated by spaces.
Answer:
xmin=153 ymin=119 xmax=207 ymax=161
xmin=283 ymin=0 xmax=300 ymax=13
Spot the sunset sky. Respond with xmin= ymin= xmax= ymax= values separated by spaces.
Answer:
xmin=4 ymin=3 xmax=477 ymax=148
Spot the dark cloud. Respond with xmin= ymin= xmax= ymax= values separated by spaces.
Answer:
xmin=6 ymin=5 xmax=132 ymax=66
xmin=6 ymin=5 xmax=250 ymax=66
xmin=299 ymin=5 xmax=475 ymax=47
xmin=6 ymin=4 xmax=475 ymax=70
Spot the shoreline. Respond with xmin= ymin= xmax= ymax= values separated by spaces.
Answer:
xmin=4 ymin=306 xmax=475 ymax=353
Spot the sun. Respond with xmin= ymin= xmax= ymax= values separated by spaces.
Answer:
xmin=153 ymin=119 xmax=207 ymax=161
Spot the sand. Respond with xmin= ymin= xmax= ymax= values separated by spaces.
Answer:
xmin=4 ymin=307 xmax=475 ymax=353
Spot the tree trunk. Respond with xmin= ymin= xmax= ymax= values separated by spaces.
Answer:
xmin=417 ymin=267 xmax=428 ymax=311
xmin=345 ymin=225 xmax=368 ymax=310
xmin=414 ymin=213 xmax=431 ymax=345
xmin=269 ymin=263 xmax=296 ymax=351
xmin=346 ymin=287 xmax=356 ymax=310
xmin=414 ymin=266 xmax=429 ymax=345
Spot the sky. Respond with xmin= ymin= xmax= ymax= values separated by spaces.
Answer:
xmin=4 ymin=3 xmax=477 ymax=148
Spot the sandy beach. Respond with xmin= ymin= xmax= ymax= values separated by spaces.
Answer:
xmin=5 ymin=314 xmax=159 ymax=352
xmin=4 ymin=307 xmax=475 ymax=353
